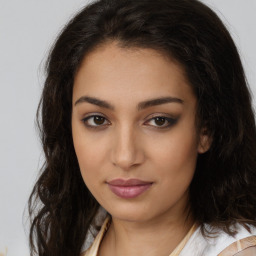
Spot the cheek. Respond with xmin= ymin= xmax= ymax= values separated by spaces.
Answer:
xmin=148 ymin=125 xmax=198 ymax=189
xmin=151 ymin=135 xmax=197 ymax=209
xmin=73 ymin=141 xmax=104 ymax=197
xmin=72 ymin=124 xmax=107 ymax=182
xmin=151 ymin=131 xmax=198 ymax=170
xmin=74 ymin=139 xmax=106 ymax=176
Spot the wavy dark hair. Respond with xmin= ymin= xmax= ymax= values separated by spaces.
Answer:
xmin=28 ymin=0 xmax=256 ymax=255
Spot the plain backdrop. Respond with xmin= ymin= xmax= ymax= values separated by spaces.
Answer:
xmin=0 ymin=0 xmax=255 ymax=255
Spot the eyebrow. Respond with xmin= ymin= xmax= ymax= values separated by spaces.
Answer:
xmin=74 ymin=96 xmax=114 ymax=109
xmin=74 ymin=96 xmax=183 ymax=110
xmin=138 ymin=97 xmax=183 ymax=110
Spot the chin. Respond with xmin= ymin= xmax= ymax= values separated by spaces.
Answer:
xmin=105 ymin=204 xmax=154 ymax=223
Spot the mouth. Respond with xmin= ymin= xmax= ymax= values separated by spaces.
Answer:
xmin=107 ymin=179 xmax=153 ymax=199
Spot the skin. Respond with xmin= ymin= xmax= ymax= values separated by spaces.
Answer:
xmin=72 ymin=42 xmax=210 ymax=256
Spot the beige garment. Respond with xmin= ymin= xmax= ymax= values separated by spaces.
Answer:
xmin=235 ymin=247 xmax=256 ymax=256
xmin=218 ymin=236 xmax=256 ymax=256
xmin=83 ymin=217 xmax=111 ymax=256
xmin=82 ymin=217 xmax=197 ymax=256
xmin=82 ymin=218 xmax=256 ymax=256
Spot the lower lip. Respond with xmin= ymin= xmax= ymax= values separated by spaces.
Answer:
xmin=108 ymin=184 xmax=152 ymax=199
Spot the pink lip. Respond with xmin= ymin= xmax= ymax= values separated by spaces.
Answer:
xmin=107 ymin=179 xmax=153 ymax=199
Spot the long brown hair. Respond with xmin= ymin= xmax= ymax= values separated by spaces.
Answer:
xmin=29 ymin=0 xmax=256 ymax=255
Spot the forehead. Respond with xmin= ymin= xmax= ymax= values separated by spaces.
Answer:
xmin=73 ymin=42 xmax=195 ymax=105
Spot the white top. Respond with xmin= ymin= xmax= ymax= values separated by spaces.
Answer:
xmin=82 ymin=218 xmax=256 ymax=256
xmin=180 ymin=224 xmax=256 ymax=256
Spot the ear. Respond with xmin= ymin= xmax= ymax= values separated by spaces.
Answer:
xmin=197 ymin=128 xmax=212 ymax=154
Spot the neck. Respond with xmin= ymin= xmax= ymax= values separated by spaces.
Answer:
xmin=99 ymin=210 xmax=195 ymax=256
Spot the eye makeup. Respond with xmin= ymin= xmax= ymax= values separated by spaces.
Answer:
xmin=81 ymin=112 xmax=179 ymax=131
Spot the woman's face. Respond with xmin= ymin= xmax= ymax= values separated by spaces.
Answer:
xmin=72 ymin=42 xmax=209 ymax=223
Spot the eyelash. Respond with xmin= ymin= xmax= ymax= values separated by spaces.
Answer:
xmin=144 ymin=116 xmax=178 ymax=129
xmin=82 ymin=115 xmax=110 ymax=129
xmin=81 ymin=114 xmax=178 ymax=129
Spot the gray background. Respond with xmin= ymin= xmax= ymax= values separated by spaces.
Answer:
xmin=0 ymin=0 xmax=255 ymax=255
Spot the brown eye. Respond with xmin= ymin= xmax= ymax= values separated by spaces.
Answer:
xmin=82 ymin=115 xmax=110 ymax=128
xmin=145 ymin=116 xmax=177 ymax=128
xmin=93 ymin=116 xmax=105 ymax=125
xmin=154 ymin=117 xmax=166 ymax=126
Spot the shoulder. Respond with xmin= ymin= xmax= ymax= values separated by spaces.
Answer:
xmin=180 ymin=223 xmax=256 ymax=256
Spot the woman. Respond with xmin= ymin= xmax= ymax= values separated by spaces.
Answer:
xmin=28 ymin=0 xmax=256 ymax=255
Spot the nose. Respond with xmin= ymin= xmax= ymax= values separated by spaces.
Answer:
xmin=111 ymin=126 xmax=145 ymax=170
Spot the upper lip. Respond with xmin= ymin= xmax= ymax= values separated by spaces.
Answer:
xmin=107 ymin=179 xmax=153 ymax=186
